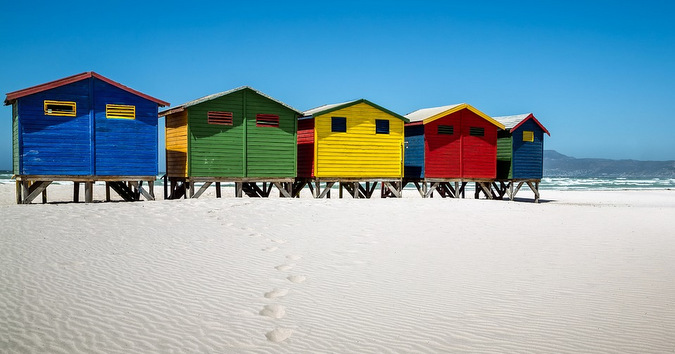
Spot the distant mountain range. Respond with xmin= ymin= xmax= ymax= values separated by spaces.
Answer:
xmin=544 ymin=150 xmax=675 ymax=178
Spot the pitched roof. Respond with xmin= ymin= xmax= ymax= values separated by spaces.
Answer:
xmin=404 ymin=103 xmax=505 ymax=129
xmin=493 ymin=113 xmax=550 ymax=135
xmin=4 ymin=71 xmax=169 ymax=106
xmin=302 ymin=99 xmax=409 ymax=122
xmin=158 ymin=86 xmax=301 ymax=117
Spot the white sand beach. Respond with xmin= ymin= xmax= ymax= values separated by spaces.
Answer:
xmin=2 ymin=184 xmax=675 ymax=353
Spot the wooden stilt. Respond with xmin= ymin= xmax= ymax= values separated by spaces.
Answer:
xmin=74 ymin=182 xmax=80 ymax=202
xmin=216 ymin=182 xmax=221 ymax=198
xmin=192 ymin=182 xmax=212 ymax=199
xmin=84 ymin=182 xmax=93 ymax=203
xmin=148 ymin=180 xmax=155 ymax=200
xmin=106 ymin=182 xmax=111 ymax=201
xmin=15 ymin=181 xmax=22 ymax=204
xmin=235 ymin=182 xmax=243 ymax=198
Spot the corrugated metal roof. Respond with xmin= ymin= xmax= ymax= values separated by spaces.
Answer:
xmin=160 ymin=86 xmax=302 ymax=116
xmin=404 ymin=104 xmax=463 ymax=123
xmin=404 ymin=103 xmax=505 ymax=129
xmin=493 ymin=113 xmax=550 ymax=135
xmin=302 ymin=100 xmax=360 ymax=117
xmin=302 ymin=99 xmax=409 ymax=122
xmin=493 ymin=114 xmax=532 ymax=130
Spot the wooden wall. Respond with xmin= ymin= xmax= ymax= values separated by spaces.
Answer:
xmin=297 ymin=118 xmax=315 ymax=178
xmin=314 ymin=102 xmax=404 ymax=178
xmin=403 ymin=124 xmax=425 ymax=178
xmin=512 ymin=119 xmax=545 ymax=179
xmin=166 ymin=111 xmax=188 ymax=177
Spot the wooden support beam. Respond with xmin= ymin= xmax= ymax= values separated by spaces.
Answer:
xmin=84 ymin=182 xmax=93 ymax=203
xmin=192 ymin=182 xmax=212 ymax=199
xmin=105 ymin=182 xmax=111 ymax=202
xmin=189 ymin=181 xmax=195 ymax=198
xmin=74 ymin=182 xmax=80 ymax=202
xmin=148 ymin=180 xmax=155 ymax=200
xmin=317 ymin=182 xmax=335 ymax=198
xmin=514 ymin=182 xmax=524 ymax=198
xmin=425 ymin=182 xmax=439 ymax=198
xmin=163 ymin=176 xmax=168 ymax=200
xmin=526 ymin=181 xmax=540 ymax=203
xmin=15 ymin=181 xmax=21 ymax=204
xmin=216 ymin=182 xmax=221 ymax=198
xmin=21 ymin=181 xmax=52 ymax=204
xmin=274 ymin=182 xmax=293 ymax=198
xmin=235 ymin=182 xmax=243 ymax=198
xmin=382 ymin=181 xmax=402 ymax=198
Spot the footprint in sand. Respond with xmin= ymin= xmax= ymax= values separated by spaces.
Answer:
xmin=259 ymin=304 xmax=286 ymax=319
xmin=249 ymin=232 xmax=262 ymax=237
xmin=266 ymin=327 xmax=293 ymax=342
xmin=287 ymin=275 xmax=307 ymax=284
xmin=275 ymin=264 xmax=295 ymax=271
xmin=264 ymin=288 xmax=289 ymax=299
xmin=268 ymin=238 xmax=287 ymax=244
xmin=286 ymin=255 xmax=302 ymax=261
xmin=262 ymin=246 xmax=278 ymax=252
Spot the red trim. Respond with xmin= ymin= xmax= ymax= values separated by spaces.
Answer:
xmin=404 ymin=121 xmax=424 ymax=126
xmin=4 ymin=71 xmax=169 ymax=107
xmin=510 ymin=113 xmax=550 ymax=136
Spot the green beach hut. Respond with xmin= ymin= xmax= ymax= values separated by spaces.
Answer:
xmin=160 ymin=86 xmax=301 ymax=198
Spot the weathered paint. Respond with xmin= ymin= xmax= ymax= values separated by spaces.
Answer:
xmin=165 ymin=87 xmax=299 ymax=179
xmin=511 ymin=119 xmax=545 ymax=179
xmin=165 ymin=110 xmax=188 ymax=177
xmin=7 ymin=74 xmax=166 ymax=177
xmin=313 ymin=102 xmax=405 ymax=178
xmin=404 ymin=124 xmax=425 ymax=178
xmin=94 ymin=79 xmax=158 ymax=176
xmin=297 ymin=118 xmax=315 ymax=178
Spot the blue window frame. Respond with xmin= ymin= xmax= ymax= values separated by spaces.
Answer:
xmin=331 ymin=117 xmax=346 ymax=132
xmin=375 ymin=119 xmax=389 ymax=134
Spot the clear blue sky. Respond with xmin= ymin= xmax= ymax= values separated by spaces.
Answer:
xmin=2 ymin=1 xmax=674 ymax=171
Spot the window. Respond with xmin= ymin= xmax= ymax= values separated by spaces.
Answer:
xmin=522 ymin=131 xmax=534 ymax=142
xmin=438 ymin=125 xmax=454 ymax=135
xmin=256 ymin=114 xmax=279 ymax=127
xmin=208 ymin=111 xmax=233 ymax=125
xmin=44 ymin=100 xmax=76 ymax=117
xmin=106 ymin=104 xmax=136 ymax=119
xmin=331 ymin=117 xmax=347 ymax=132
xmin=469 ymin=127 xmax=485 ymax=136
xmin=375 ymin=119 xmax=389 ymax=134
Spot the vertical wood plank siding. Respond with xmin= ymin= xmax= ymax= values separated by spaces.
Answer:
xmin=297 ymin=118 xmax=315 ymax=178
xmin=166 ymin=111 xmax=188 ymax=177
xmin=315 ymin=102 xmax=404 ymax=178
xmin=403 ymin=124 xmax=425 ymax=178
xmin=512 ymin=119 xmax=544 ymax=179
xmin=460 ymin=109 xmax=497 ymax=179
xmin=12 ymin=103 xmax=19 ymax=174
xmin=93 ymin=79 xmax=158 ymax=176
xmin=17 ymin=80 xmax=93 ymax=175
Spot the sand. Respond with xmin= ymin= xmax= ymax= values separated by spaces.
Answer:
xmin=2 ymin=184 xmax=675 ymax=353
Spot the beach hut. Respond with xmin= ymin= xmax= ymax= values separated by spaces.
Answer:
xmin=159 ymin=86 xmax=301 ymax=198
xmin=493 ymin=113 xmax=550 ymax=202
xmin=296 ymin=99 xmax=409 ymax=198
xmin=4 ymin=72 xmax=169 ymax=204
xmin=403 ymin=103 xmax=505 ymax=198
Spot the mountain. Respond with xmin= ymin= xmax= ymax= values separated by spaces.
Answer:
xmin=544 ymin=150 xmax=675 ymax=178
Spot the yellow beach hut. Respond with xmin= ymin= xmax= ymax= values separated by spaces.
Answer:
xmin=297 ymin=99 xmax=409 ymax=198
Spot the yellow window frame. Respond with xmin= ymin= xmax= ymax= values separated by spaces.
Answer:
xmin=106 ymin=104 xmax=136 ymax=119
xmin=44 ymin=100 xmax=76 ymax=117
xmin=522 ymin=131 xmax=534 ymax=142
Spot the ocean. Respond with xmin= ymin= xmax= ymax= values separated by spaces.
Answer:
xmin=1 ymin=171 xmax=673 ymax=191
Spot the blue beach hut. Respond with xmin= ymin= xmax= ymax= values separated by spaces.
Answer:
xmin=5 ymin=72 xmax=169 ymax=203
xmin=492 ymin=113 xmax=550 ymax=202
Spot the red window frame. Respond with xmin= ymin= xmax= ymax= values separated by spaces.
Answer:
xmin=256 ymin=114 xmax=280 ymax=127
xmin=207 ymin=111 xmax=233 ymax=125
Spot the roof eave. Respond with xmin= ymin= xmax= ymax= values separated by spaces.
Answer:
xmin=306 ymin=99 xmax=409 ymax=123
xmin=510 ymin=114 xmax=550 ymax=135
xmin=420 ymin=103 xmax=505 ymax=130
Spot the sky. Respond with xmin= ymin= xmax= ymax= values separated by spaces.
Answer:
xmin=2 ymin=1 xmax=674 ymax=171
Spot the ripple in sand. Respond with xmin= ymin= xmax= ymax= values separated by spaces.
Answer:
xmin=266 ymin=327 xmax=293 ymax=342
xmin=286 ymin=255 xmax=302 ymax=261
xmin=262 ymin=246 xmax=278 ymax=252
xmin=259 ymin=304 xmax=286 ymax=319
